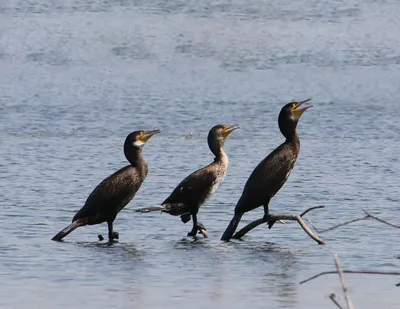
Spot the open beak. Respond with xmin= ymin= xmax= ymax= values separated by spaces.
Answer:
xmin=221 ymin=124 xmax=240 ymax=138
xmin=292 ymin=98 xmax=313 ymax=118
xmin=139 ymin=129 xmax=161 ymax=143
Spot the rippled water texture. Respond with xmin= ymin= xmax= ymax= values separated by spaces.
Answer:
xmin=1 ymin=1 xmax=400 ymax=308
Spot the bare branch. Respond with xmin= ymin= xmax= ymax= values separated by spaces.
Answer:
xmin=362 ymin=209 xmax=400 ymax=228
xmin=312 ymin=216 xmax=369 ymax=233
xmin=329 ymin=293 xmax=345 ymax=309
xmin=232 ymin=218 xmax=265 ymax=239
xmin=199 ymin=228 xmax=208 ymax=238
xmin=334 ymin=255 xmax=354 ymax=309
xmin=305 ymin=209 xmax=400 ymax=233
xmin=232 ymin=206 xmax=325 ymax=244
xmin=300 ymin=270 xmax=400 ymax=285
xmin=300 ymin=205 xmax=325 ymax=217
xmin=296 ymin=215 xmax=325 ymax=244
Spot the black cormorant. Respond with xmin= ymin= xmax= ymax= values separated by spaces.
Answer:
xmin=221 ymin=99 xmax=312 ymax=241
xmin=136 ymin=124 xmax=240 ymax=237
xmin=51 ymin=129 xmax=160 ymax=242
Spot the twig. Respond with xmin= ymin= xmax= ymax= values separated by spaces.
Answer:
xmin=300 ymin=205 xmax=326 ymax=216
xmin=300 ymin=270 xmax=400 ymax=284
xmin=199 ymin=228 xmax=208 ymax=238
xmin=307 ymin=216 xmax=369 ymax=233
xmin=329 ymin=293 xmax=345 ymax=309
xmin=334 ymin=254 xmax=354 ymax=309
xmin=362 ymin=209 xmax=400 ymax=228
xmin=232 ymin=205 xmax=325 ymax=245
xmin=305 ymin=209 xmax=400 ymax=233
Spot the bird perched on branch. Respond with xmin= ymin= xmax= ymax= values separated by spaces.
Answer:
xmin=136 ymin=124 xmax=240 ymax=237
xmin=221 ymin=99 xmax=312 ymax=241
xmin=52 ymin=129 xmax=160 ymax=242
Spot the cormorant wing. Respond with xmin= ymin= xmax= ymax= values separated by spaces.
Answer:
xmin=73 ymin=166 xmax=140 ymax=221
xmin=162 ymin=164 xmax=218 ymax=208
xmin=236 ymin=144 xmax=297 ymax=213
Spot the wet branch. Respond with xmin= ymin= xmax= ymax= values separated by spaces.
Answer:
xmin=334 ymin=254 xmax=354 ymax=309
xmin=305 ymin=209 xmax=400 ymax=233
xmin=232 ymin=205 xmax=325 ymax=245
xmin=362 ymin=209 xmax=400 ymax=228
xmin=329 ymin=294 xmax=345 ymax=309
xmin=199 ymin=228 xmax=208 ymax=238
xmin=300 ymin=270 xmax=400 ymax=285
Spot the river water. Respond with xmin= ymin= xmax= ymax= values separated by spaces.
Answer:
xmin=0 ymin=1 xmax=399 ymax=308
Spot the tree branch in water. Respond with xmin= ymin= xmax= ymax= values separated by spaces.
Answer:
xmin=329 ymin=294 xmax=345 ymax=309
xmin=305 ymin=209 xmax=400 ymax=233
xmin=232 ymin=205 xmax=325 ymax=245
xmin=300 ymin=270 xmax=400 ymax=285
xmin=334 ymin=254 xmax=354 ymax=309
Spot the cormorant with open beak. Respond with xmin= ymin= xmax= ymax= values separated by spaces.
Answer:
xmin=221 ymin=99 xmax=312 ymax=241
xmin=136 ymin=124 xmax=240 ymax=237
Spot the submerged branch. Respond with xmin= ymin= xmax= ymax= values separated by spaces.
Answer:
xmin=329 ymin=294 xmax=345 ymax=309
xmin=305 ymin=209 xmax=400 ymax=233
xmin=232 ymin=205 xmax=325 ymax=245
xmin=300 ymin=270 xmax=400 ymax=285
xmin=334 ymin=254 xmax=354 ymax=309
xmin=362 ymin=209 xmax=400 ymax=228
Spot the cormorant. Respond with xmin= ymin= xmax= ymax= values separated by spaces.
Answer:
xmin=135 ymin=124 xmax=240 ymax=237
xmin=51 ymin=129 xmax=160 ymax=242
xmin=221 ymin=99 xmax=312 ymax=241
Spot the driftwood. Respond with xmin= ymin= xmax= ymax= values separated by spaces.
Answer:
xmin=304 ymin=255 xmax=400 ymax=308
xmin=334 ymin=255 xmax=354 ymax=309
xmin=300 ymin=269 xmax=400 ymax=285
xmin=232 ymin=205 xmax=325 ymax=245
xmin=305 ymin=209 xmax=400 ymax=233
xmin=329 ymin=294 xmax=345 ymax=309
xmin=198 ymin=228 xmax=208 ymax=238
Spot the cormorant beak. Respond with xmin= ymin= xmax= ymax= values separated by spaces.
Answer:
xmin=139 ymin=129 xmax=161 ymax=143
xmin=291 ymin=98 xmax=313 ymax=119
xmin=221 ymin=124 xmax=240 ymax=138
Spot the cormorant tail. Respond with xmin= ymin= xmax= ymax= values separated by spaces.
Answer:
xmin=51 ymin=219 xmax=86 ymax=241
xmin=221 ymin=213 xmax=243 ymax=241
xmin=136 ymin=203 xmax=188 ymax=216
xmin=135 ymin=205 xmax=166 ymax=213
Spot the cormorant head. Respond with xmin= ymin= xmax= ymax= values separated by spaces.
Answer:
xmin=279 ymin=98 xmax=312 ymax=139
xmin=208 ymin=124 xmax=240 ymax=156
xmin=126 ymin=129 xmax=161 ymax=150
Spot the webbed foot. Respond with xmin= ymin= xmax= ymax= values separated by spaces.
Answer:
xmin=112 ymin=231 xmax=119 ymax=240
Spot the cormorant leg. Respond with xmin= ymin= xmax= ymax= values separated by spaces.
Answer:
xmin=263 ymin=203 xmax=270 ymax=220
xmin=263 ymin=201 xmax=276 ymax=229
xmin=107 ymin=221 xmax=119 ymax=241
xmin=187 ymin=214 xmax=198 ymax=237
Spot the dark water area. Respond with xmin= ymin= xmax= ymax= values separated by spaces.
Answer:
xmin=1 ymin=1 xmax=400 ymax=308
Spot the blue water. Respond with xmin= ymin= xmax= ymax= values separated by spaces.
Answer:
xmin=0 ymin=1 xmax=399 ymax=308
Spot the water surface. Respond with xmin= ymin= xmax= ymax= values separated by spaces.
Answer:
xmin=1 ymin=1 xmax=400 ymax=308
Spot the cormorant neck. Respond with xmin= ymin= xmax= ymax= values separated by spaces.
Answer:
xmin=279 ymin=116 xmax=299 ymax=143
xmin=214 ymin=146 xmax=228 ymax=163
xmin=210 ymin=140 xmax=227 ymax=163
xmin=124 ymin=145 xmax=144 ymax=167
